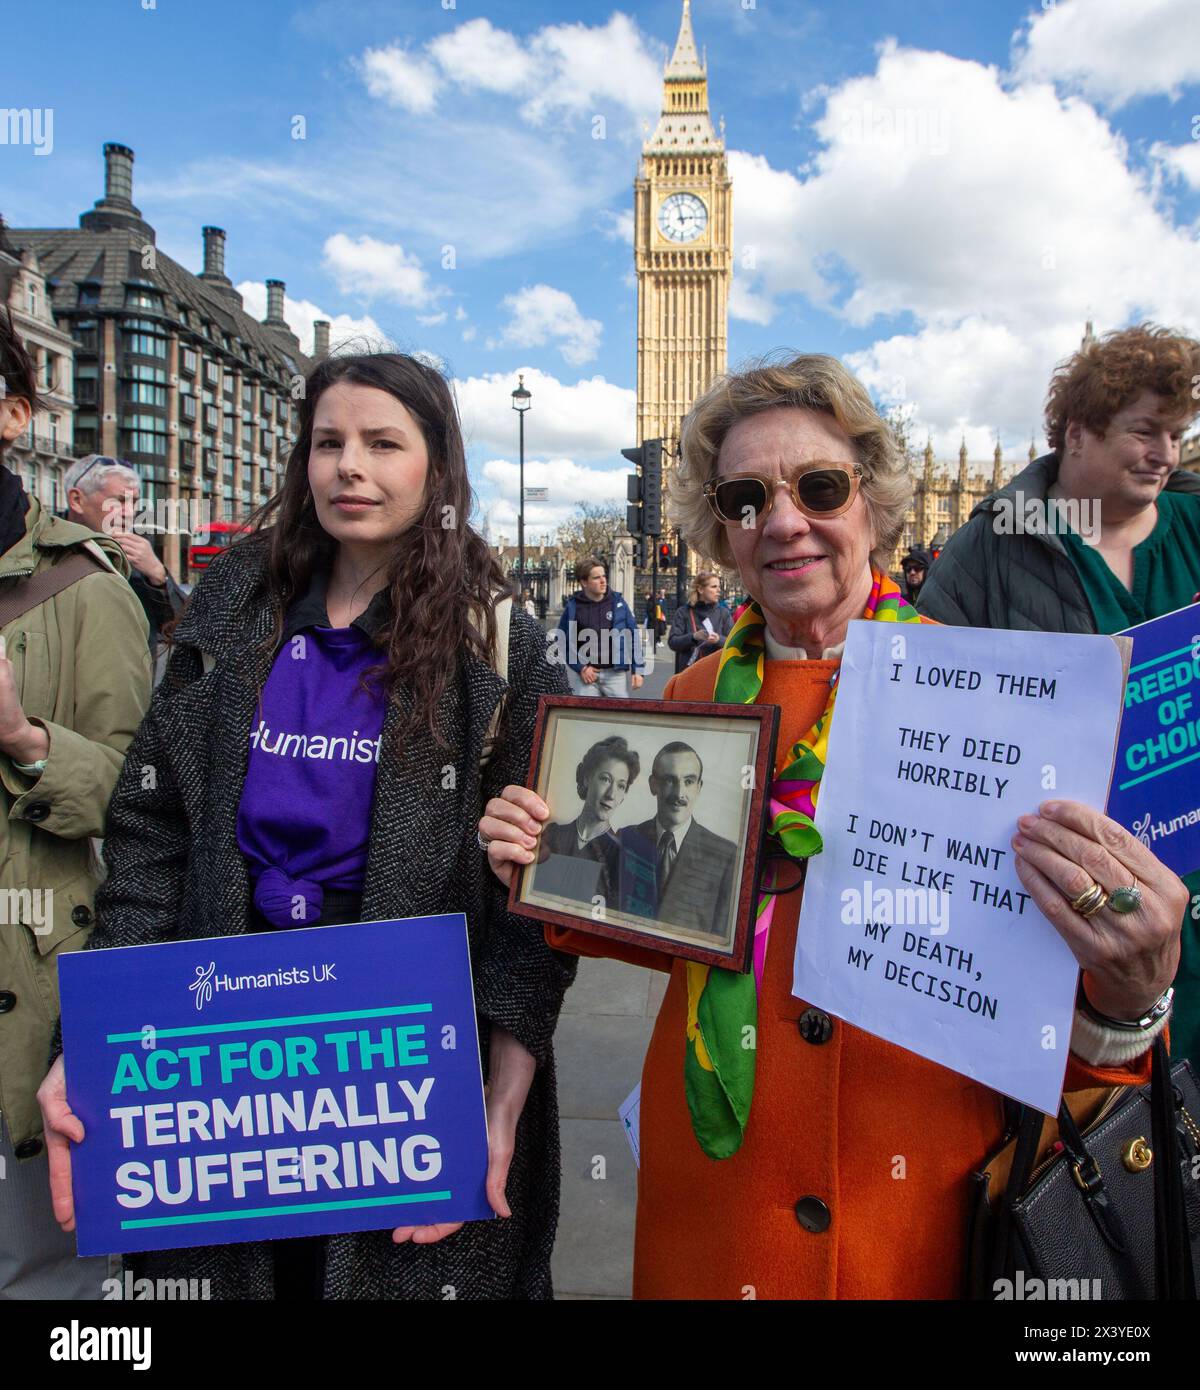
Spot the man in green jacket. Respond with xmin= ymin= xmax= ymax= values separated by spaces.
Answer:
xmin=919 ymin=324 xmax=1200 ymax=1072
xmin=0 ymin=309 xmax=151 ymax=1297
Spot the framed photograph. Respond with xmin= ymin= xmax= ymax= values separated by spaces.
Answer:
xmin=508 ymin=696 xmax=780 ymax=971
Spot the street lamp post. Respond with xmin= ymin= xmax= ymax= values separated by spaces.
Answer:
xmin=511 ymin=374 xmax=532 ymax=595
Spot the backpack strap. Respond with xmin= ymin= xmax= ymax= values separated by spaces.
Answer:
xmin=480 ymin=594 xmax=513 ymax=768
xmin=0 ymin=550 xmax=103 ymax=630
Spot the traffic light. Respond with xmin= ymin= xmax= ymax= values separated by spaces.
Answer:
xmin=658 ymin=542 xmax=674 ymax=569
xmin=621 ymin=438 xmax=664 ymax=537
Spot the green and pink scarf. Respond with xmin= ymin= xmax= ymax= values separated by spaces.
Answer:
xmin=684 ymin=568 xmax=923 ymax=1159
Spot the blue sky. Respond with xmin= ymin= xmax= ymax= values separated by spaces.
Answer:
xmin=4 ymin=0 xmax=1199 ymax=541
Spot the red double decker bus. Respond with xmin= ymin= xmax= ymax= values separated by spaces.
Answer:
xmin=188 ymin=520 xmax=251 ymax=576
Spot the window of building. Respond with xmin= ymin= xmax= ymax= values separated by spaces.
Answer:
xmin=204 ymin=404 xmax=220 ymax=431
xmin=223 ymin=415 xmax=234 ymax=438
xmin=180 ymin=395 xmax=197 ymax=422
xmin=26 ymin=282 xmax=38 ymax=316
xmin=123 ymin=324 xmax=168 ymax=358
xmin=125 ymin=284 xmax=164 ymax=311
xmin=181 ymin=347 xmax=198 ymax=376
xmin=119 ymin=426 xmax=168 ymax=457
xmin=75 ymin=423 xmax=98 ymax=455
xmin=77 ymin=283 xmax=100 ymax=308
xmin=73 ymin=320 xmax=99 ymax=353
xmin=75 ymin=374 xmax=97 ymax=406
xmin=204 ymin=360 xmax=219 ymax=385
xmin=127 ymin=382 xmax=167 ymax=408
xmin=180 ymin=440 xmax=195 ymax=468
xmin=124 ymin=362 xmax=167 ymax=384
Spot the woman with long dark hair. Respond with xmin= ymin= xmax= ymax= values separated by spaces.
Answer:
xmin=38 ymin=351 xmax=576 ymax=1300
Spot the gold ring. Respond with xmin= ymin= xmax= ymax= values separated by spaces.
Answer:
xmin=1070 ymin=881 xmax=1109 ymax=917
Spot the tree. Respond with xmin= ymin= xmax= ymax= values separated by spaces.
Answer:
xmin=555 ymin=502 xmax=626 ymax=570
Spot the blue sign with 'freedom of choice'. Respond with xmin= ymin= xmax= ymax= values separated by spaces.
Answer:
xmin=1108 ymin=602 xmax=1200 ymax=880
xmin=57 ymin=915 xmax=492 ymax=1256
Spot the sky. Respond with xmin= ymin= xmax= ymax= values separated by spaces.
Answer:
xmin=4 ymin=0 xmax=1199 ymax=543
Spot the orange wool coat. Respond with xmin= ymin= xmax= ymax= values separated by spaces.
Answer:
xmin=546 ymin=650 xmax=1151 ymax=1300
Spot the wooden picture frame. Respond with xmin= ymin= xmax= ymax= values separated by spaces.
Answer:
xmin=508 ymin=696 xmax=780 ymax=971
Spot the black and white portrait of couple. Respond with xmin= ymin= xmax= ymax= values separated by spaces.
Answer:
xmin=517 ymin=704 xmax=772 ymax=960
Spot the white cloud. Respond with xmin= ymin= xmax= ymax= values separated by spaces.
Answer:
xmin=479 ymin=455 xmax=629 ymax=542
xmin=417 ymin=311 xmax=448 ymax=326
xmin=360 ymin=13 xmax=662 ymax=129
xmin=1152 ymin=139 xmax=1200 ymax=191
xmin=454 ymin=366 xmax=635 ymax=460
xmin=323 ymin=232 xmax=443 ymax=309
xmin=600 ymin=208 xmax=635 ymax=244
xmin=1013 ymin=0 xmax=1200 ymax=108
xmin=520 ymin=14 xmax=663 ymax=127
xmin=494 ymin=284 xmax=603 ymax=365
xmin=361 ymin=44 xmax=441 ymax=113
xmin=462 ymin=325 xmax=478 ymax=342
xmin=428 ymin=18 xmax=535 ymax=95
xmin=236 ymin=281 xmax=388 ymax=356
xmin=727 ymin=40 xmax=1200 ymax=446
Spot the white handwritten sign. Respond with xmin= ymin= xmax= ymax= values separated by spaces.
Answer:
xmin=792 ymin=621 xmax=1126 ymax=1113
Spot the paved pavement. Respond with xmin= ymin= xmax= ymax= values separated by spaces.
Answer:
xmin=551 ymin=634 xmax=676 ymax=1299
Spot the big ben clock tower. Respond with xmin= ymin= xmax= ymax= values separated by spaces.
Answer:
xmin=634 ymin=0 xmax=732 ymax=485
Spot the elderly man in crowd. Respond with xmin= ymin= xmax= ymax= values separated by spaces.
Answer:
xmin=64 ymin=455 xmax=187 ymax=651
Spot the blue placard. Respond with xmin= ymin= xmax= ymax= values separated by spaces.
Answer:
xmin=58 ymin=915 xmax=492 ymax=1256
xmin=1107 ymin=603 xmax=1200 ymax=879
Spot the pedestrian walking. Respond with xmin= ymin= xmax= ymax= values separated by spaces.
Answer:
xmin=667 ymin=571 xmax=733 ymax=673
xmin=557 ymin=557 xmax=645 ymax=697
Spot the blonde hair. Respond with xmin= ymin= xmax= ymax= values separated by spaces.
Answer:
xmin=689 ymin=571 xmax=721 ymax=604
xmin=672 ymin=353 xmax=911 ymax=573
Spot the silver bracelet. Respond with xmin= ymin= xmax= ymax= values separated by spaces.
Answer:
xmin=1080 ymin=985 xmax=1174 ymax=1032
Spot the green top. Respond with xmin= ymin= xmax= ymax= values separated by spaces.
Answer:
xmin=1064 ymin=489 xmax=1200 ymax=1067
xmin=1061 ymin=489 xmax=1200 ymax=634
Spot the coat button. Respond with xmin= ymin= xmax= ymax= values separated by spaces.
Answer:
xmin=14 ymin=1138 xmax=43 ymax=1159
xmin=798 ymin=1008 xmax=833 ymax=1044
xmin=24 ymin=801 xmax=50 ymax=822
xmin=794 ymin=1196 xmax=831 ymax=1233
xmin=71 ymin=905 xmax=92 ymax=927
xmin=0 ymin=990 xmax=15 ymax=1013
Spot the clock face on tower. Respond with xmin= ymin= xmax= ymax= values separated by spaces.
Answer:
xmin=657 ymin=192 xmax=708 ymax=243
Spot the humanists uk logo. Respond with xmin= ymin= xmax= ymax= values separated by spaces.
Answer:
xmin=188 ymin=960 xmax=337 ymax=1012
xmin=1133 ymin=804 xmax=1200 ymax=847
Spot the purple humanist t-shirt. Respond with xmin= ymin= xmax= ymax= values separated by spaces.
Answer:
xmin=236 ymin=621 xmax=387 ymax=927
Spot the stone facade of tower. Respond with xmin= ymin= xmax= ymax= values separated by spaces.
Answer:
xmin=633 ymin=0 xmax=731 ymax=504
xmin=894 ymin=440 xmax=1029 ymax=568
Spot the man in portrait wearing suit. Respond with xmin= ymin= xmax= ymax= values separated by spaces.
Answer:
xmin=618 ymin=742 xmax=736 ymax=938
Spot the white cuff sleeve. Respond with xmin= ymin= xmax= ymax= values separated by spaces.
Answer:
xmin=1069 ymin=1005 xmax=1170 ymax=1068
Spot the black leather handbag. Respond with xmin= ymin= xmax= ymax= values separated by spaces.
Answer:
xmin=969 ymin=1039 xmax=1200 ymax=1299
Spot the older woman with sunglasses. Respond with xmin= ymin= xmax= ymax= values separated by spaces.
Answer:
xmin=480 ymin=354 xmax=1185 ymax=1300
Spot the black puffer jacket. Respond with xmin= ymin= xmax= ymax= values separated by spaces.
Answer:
xmin=917 ymin=453 xmax=1200 ymax=632
xmin=86 ymin=537 xmax=577 ymax=1299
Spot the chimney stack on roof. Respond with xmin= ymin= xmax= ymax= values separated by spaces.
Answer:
xmin=313 ymin=320 xmax=331 ymax=358
xmin=104 ymin=143 xmax=135 ymax=207
xmin=80 ymin=142 xmax=154 ymax=239
xmin=265 ymin=279 xmax=286 ymax=326
xmin=201 ymin=226 xmax=227 ymax=280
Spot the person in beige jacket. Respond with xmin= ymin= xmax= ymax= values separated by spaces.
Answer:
xmin=0 ymin=305 xmax=150 ymax=1298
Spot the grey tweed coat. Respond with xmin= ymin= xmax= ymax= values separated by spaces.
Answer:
xmin=86 ymin=537 xmax=576 ymax=1300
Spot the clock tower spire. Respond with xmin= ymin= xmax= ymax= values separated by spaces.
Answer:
xmin=634 ymin=0 xmax=732 ymax=495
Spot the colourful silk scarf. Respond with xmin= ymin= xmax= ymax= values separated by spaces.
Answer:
xmin=684 ymin=569 xmax=924 ymax=1159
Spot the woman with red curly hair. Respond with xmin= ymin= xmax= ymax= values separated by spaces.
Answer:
xmin=919 ymin=322 xmax=1200 ymax=1082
